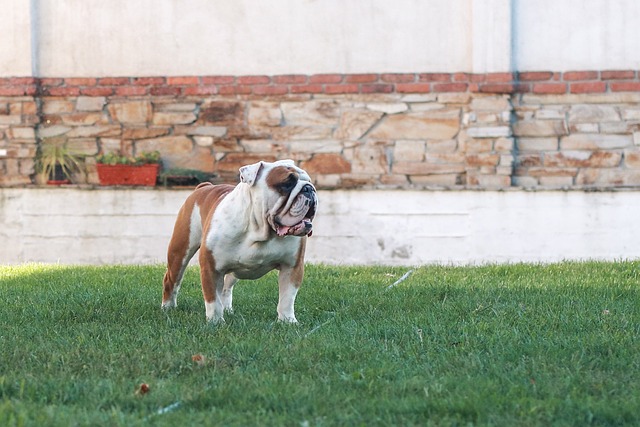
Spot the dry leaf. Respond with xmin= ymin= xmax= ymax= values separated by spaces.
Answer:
xmin=135 ymin=383 xmax=150 ymax=396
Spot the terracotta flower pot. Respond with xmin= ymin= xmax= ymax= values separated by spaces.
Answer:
xmin=96 ymin=163 xmax=159 ymax=186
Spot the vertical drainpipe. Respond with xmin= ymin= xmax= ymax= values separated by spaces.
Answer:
xmin=30 ymin=0 xmax=39 ymax=77
xmin=509 ymin=0 xmax=519 ymax=186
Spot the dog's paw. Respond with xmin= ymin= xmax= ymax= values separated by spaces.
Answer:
xmin=277 ymin=315 xmax=298 ymax=324
xmin=161 ymin=300 xmax=176 ymax=309
xmin=206 ymin=315 xmax=225 ymax=325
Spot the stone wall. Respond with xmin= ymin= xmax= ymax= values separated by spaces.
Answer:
xmin=1 ymin=71 xmax=640 ymax=189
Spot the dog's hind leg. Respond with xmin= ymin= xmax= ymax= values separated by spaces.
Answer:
xmin=220 ymin=274 xmax=238 ymax=313
xmin=162 ymin=200 xmax=202 ymax=308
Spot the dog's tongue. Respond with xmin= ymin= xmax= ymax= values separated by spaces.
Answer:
xmin=277 ymin=219 xmax=312 ymax=237
xmin=278 ymin=201 xmax=310 ymax=227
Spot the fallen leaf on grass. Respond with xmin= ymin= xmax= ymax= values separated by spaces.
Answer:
xmin=192 ymin=354 xmax=207 ymax=367
xmin=135 ymin=383 xmax=150 ymax=396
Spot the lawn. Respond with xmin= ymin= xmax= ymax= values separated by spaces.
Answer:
xmin=1 ymin=262 xmax=639 ymax=426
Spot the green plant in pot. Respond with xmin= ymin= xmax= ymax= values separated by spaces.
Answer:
xmin=95 ymin=150 xmax=162 ymax=186
xmin=38 ymin=142 xmax=83 ymax=185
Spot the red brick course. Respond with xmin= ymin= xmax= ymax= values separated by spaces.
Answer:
xmin=3 ymin=70 xmax=640 ymax=98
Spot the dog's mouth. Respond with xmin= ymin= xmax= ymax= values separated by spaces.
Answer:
xmin=274 ymin=185 xmax=317 ymax=237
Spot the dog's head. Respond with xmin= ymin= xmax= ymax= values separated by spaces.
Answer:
xmin=240 ymin=159 xmax=317 ymax=237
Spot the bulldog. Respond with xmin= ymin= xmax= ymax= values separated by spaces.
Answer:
xmin=161 ymin=159 xmax=318 ymax=324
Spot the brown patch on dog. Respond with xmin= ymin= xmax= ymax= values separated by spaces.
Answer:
xmin=266 ymin=166 xmax=299 ymax=195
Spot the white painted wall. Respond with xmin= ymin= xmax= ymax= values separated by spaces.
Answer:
xmin=2 ymin=189 xmax=639 ymax=266
xmin=514 ymin=0 xmax=640 ymax=71
xmin=4 ymin=0 xmax=640 ymax=77
xmin=0 ymin=0 xmax=33 ymax=76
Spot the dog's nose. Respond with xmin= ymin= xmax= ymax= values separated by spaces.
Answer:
xmin=302 ymin=184 xmax=314 ymax=194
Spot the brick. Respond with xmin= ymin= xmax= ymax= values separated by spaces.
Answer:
xmin=45 ymin=87 xmax=80 ymax=96
xmin=418 ymin=73 xmax=451 ymax=82
xmin=182 ymin=86 xmax=218 ymax=96
xmin=218 ymin=85 xmax=252 ymax=95
xmin=64 ymin=78 xmax=97 ymax=86
xmin=486 ymin=73 xmax=514 ymax=83
xmin=518 ymin=71 xmax=553 ymax=81
xmin=290 ymin=84 xmax=323 ymax=94
xmin=532 ymin=83 xmax=567 ymax=94
xmin=98 ymin=77 xmax=130 ymax=86
xmin=433 ymin=83 xmax=468 ymax=92
xmin=380 ymin=73 xmax=415 ymax=83
xmin=361 ymin=84 xmax=393 ymax=94
xmin=396 ymin=83 xmax=431 ymax=93
xmin=345 ymin=74 xmax=378 ymax=83
xmin=453 ymin=73 xmax=471 ymax=82
xmin=563 ymin=71 xmax=598 ymax=81
xmin=601 ymin=70 xmax=635 ymax=80
xmin=273 ymin=75 xmax=308 ymax=84
xmin=133 ymin=77 xmax=165 ymax=85
xmin=115 ymin=86 xmax=148 ymax=96
xmin=570 ymin=82 xmax=606 ymax=94
xmin=40 ymin=78 xmax=63 ymax=86
xmin=309 ymin=74 xmax=343 ymax=84
xmin=237 ymin=75 xmax=270 ymax=85
xmin=167 ymin=76 xmax=199 ymax=85
xmin=324 ymin=84 xmax=358 ymax=94
xmin=478 ymin=84 xmax=516 ymax=94
xmin=201 ymin=76 xmax=235 ymax=85
xmin=610 ymin=82 xmax=640 ymax=92
xmin=80 ymin=87 xmax=114 ymax=96
xmin=252 ymin=85 xmax=289 ymax=95
xmin=150 ymin=86 xmax=181 ymax=96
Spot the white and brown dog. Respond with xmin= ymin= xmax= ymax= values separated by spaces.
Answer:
xmin=162 ymin=159 xmax=318 ymax=323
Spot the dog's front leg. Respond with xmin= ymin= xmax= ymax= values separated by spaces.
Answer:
xmin=277 ymin=263 xmax=303 ymax=323
xmin=199 ymin=250 xmax=225 ymax=323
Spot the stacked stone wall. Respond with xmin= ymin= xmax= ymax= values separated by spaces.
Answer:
xmin=1 ymin=71 xmax=639 ymax=189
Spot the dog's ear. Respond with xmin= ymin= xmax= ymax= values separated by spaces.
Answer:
xmin=239 ymin=161 xmax=263 ymax=186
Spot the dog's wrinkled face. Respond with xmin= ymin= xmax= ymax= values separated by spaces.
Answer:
xmin=240 ymin=160 xmax=317 ymax=237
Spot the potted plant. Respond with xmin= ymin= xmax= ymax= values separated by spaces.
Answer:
xmin=159 ymin=167 xmax=215 ymax=187
xmin=96 ymin=150 xmax=161 ymax=186
xmin=38 ymin=142 xmax=83 ymax=185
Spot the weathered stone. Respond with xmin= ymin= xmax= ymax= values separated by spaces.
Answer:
xmin=634 ymin=132 xmax=640 ymax=146
xmin=193 ymin=136 xmax=214 ymax=147
xmin=7 ymin=127 xmax=35 ymax=140
xmin=174 ymin=126 xmax=227 ymax=137
xmin=426 ymin=152 xmax=465 ymax=164
xmin=347 ymin=142 xmax=389 ymax=174
xmin=154 ymin=102 xmax=197 ymax=112
xmin=513 ymin=120 xmax=568 ymax=137
xmin=108 ymin=101 xmax=152 ymax=124
xmin=281 ymin=101 xmax=340 ymax=126
xmin=213 ymin=139 xmax=241 ymax=152
xmin=393 ymin=161 xmax=465 ymax=175
xmin=66 ymin=139 xmax=99 ymax=155
xmin=535 ymin=108 xmax=566 ymax=120
xmin=621 ymin=107 xmax=640 ymax=121
xmin=522 ymin=93 xmax=640 ymax=105
xmin=0 ymin=115 xmax=22 ymax=125
xmin=463 ymin=139 xmax=493 ymax=152
xmin=494 ymin=137 xmax=514 ymax=151
xmin=410 ymin=103 xmax=446 ymax=112
xmin=467 ymin=126 xmax=511 ymax=138
xmin=513 ymin=176 xmax=538 ymax=187
xmin=300 ymin=153 xmax=351 ymax=174
xmin=42 ymin=100 xmax=74 ymax=114
xmin=61 ymin=113 xmax=105 ymax=126
xmin=526 ymin=167 xmax=578 ymax=177
xmin=122 ymin=127 xmax=170 ymax=139
xmin=76 ymin=96 xmax=106 ymax=112
xmin=576 ymin=169 xmax=640 ymax=186
xmin=427 ymin=139 xmax=457 ymax=152
xmin=545 ymin=151 xmax=621 ymax=168
xmin=334 ymin=110 xmax=383 ymax=140
xmin=248 ymin=102 xmax=282 ymax=127
xmin=538 ymin=176 xmax=574 ymax=187
xmin=287 ymin=140 xmax=343 ymax=153
xmin=517 ymin=137 xmax=558 ymax=151
xmin=216 ymin=153 xmax=277 ymax=173
xmin=379 ymin=174 xmax=409 ymax=186
xmin=438 ymin=93 xmax=471 ymax=104
xmin=500 ymin=155 xmax=514 ymax=166
xmin=314 ymin=174 xmax=341 ymax=188
xmin=135 ymin=136 xmax=193 ymax=155
xmin=100 ymin=138 xmax=122 ymax=153
xmin=466 ymin=174 xmax=510 ymax=188
xmin=570 ymin=123 xmax=599 ymax=133
xmin=241 ymin=139 xmax=285 ymax=153
xmin=37 ymin=125 xmax=71 ymax=138
xmin=369 ymin=109 xmax=460 ymax=140
xmin=401 ymin=94 xmax=438 ymax=103
xmin=394 ymin=140 xmax=425 ymax=161
xmin=624 ymin=151 xmax=640 ymax=168
xmin=466 ymin=154 xmax=500 ymax=167
xmin=166 ymin=146 xmax=215 ymax=172
xmin=470 ymin=96 xmax=511 ymax=111
xmin=561 ymin=134 xmax=632 ymax=150
xmin=517 ymin=154 xmax=543 ymax=167
xmin=199 ymin=101 xmax=244 ymax=125
xmin=271 ymin=126 xmax=333 ymax=141
xmin=152 ymin=112 xmax=197 ymax=125
xmin=410 ymin=174 xmax=460 ymax=186
xmin=568 ymin=104 xmax=620 ymax=123
xmin=366 ymin=103 xmax=408 ymax=114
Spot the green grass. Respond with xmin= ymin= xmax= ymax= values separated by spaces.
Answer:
xmin=1 ymin=262 xmax=639 ymax=426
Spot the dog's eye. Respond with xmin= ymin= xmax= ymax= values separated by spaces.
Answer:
xmin=279 ymin=173 xmax=297 ymax=192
